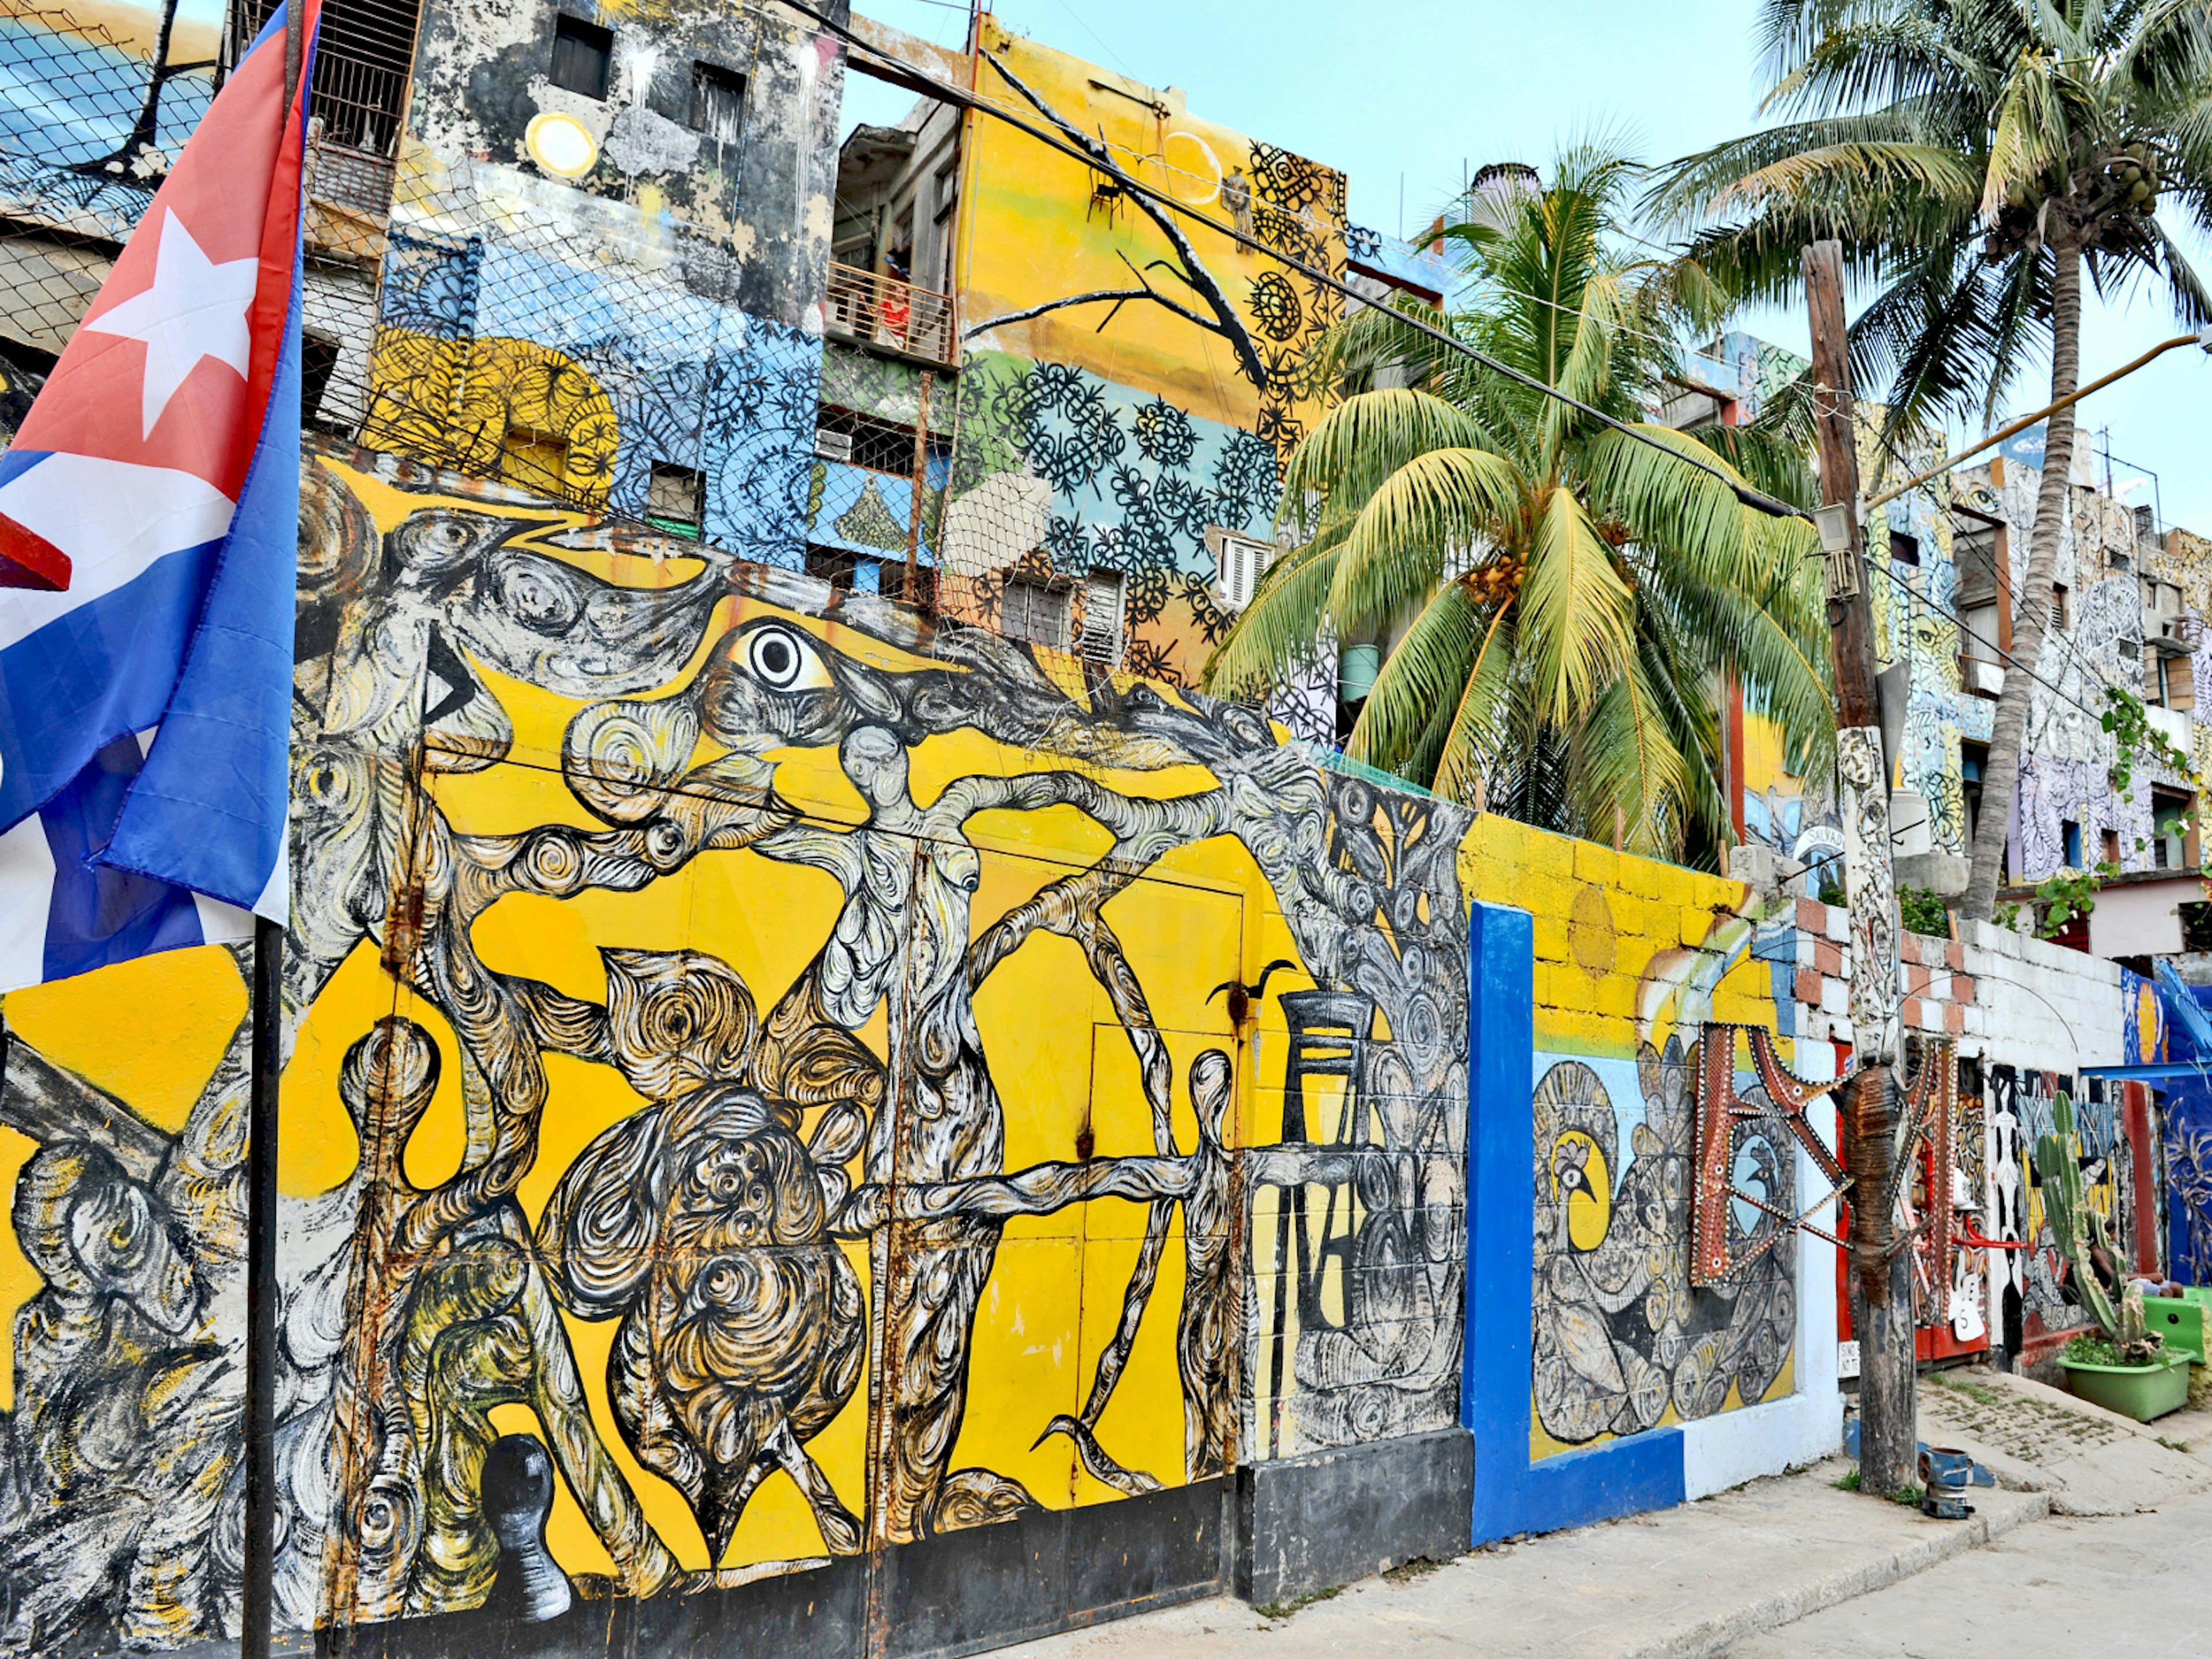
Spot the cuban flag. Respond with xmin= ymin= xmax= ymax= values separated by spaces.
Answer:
xmin=0 ymin=1 xmax=319 ymax=992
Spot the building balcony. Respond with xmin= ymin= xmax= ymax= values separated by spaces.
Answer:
xmin=1959 ymin=657 xmax=2004 ymax=700
xmin=824 ymin=261 xmax=958 ymax=370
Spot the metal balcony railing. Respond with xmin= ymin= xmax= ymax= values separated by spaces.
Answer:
xmin=824 ymin=260 xmax=957 ymax=368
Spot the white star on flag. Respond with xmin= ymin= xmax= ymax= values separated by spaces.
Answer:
xmin=83 ymin=209 xmax=262 ymax=440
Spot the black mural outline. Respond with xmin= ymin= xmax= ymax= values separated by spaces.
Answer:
xmin=1531 ymin=1037 xmax=1796 ymax=1447
xmin=0 ymin=458 xmax=1474 ymax=1647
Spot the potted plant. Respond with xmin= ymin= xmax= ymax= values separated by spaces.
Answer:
xmin=2036 ymin=1092 xmax=2192 ymax=1421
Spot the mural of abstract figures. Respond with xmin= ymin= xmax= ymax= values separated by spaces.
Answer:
xmin=1531 ymin=1039 xmax=1796 ymax=1451
xmin=0 ymin=445 xmax=1472 ymax=1653
xmin=1988 ymin=1067 xmax=2129 ymax=1343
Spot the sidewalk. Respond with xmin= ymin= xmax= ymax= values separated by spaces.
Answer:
xmin=995 ymin=1369 xmax=2210 ymax=1659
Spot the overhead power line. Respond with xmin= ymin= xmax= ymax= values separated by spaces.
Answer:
xmin=783 ymin=0 xmax=1810 ymax=522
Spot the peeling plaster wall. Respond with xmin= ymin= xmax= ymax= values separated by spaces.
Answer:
xmin=355 ymin=0 xmax=855 ymax=571
xmin=405 ymin=0 xmax=844 ymax=325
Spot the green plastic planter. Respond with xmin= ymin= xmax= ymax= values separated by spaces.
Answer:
xmin=2143 ymin=1297 xmax=2209 ymax=1365
xmin=2058 ymin=1347 xmax=2192 ymax=1421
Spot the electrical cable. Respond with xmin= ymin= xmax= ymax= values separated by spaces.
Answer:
xmin=815 ymin=0 xmax=2200 ymax=809
xmin=781 ymin=0 xmax=1809 ymax=521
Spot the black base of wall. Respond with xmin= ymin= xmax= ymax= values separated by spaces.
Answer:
xmin=244 ymin=1431 xmax=1473 ymax=1659
xmin=1234 ymin=1425 xmax=1474 ymax=1606
xmin=310 ymin=1477 xmax=1226 ymax=1659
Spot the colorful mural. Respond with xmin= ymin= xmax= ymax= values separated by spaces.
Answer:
xmin=1530 ymin=1038 xmax=1796 ymax=1452
xmin=1989 ymin=1067 xmax=2130 ymax=1353
xmin=1448 ymin=821 xmax=1804 ymax=1464
xmin=938 ymin=22 xmax=1345 ymax=687
xmin=360 ymin=219 xmax=827 ymax=574
xmin=0 ymin=443 xmax=1472 ymax=1650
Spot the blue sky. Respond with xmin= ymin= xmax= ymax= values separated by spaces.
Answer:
xmin=850 ymin=0 xmax=2212 ymax=532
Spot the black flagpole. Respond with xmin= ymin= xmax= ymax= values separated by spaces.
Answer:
xmin=244 ymin=915 xmax=282 ymax=1659
xmin=245 ymin=12 xmax=303 ymax=1659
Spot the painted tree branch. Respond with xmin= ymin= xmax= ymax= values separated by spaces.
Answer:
xmin=977 ymin=49 xmax=1268 ymax=391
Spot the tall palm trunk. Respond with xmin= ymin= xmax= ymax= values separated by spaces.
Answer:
xmin=1962 ymin=239 xmax=2082 ymax=922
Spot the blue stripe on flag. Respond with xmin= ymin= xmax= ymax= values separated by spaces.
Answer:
xmin=100 ymin=249 xmax=301 ymax=915
xmin=0 ymin=449 xmax=50 ymax=491
xmin=0 ymin=537 xmax=226 ymax=827
xmin=39 ymin=733 xmax=206 ymax=982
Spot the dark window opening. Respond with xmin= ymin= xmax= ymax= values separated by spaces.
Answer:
xmin=692 ymin=62 xmax=747 ymax=146
xmin=2052 ymin=582 xmax=2070 ymax=633
xmin=551 ymin=14 xmax=613 ymax=101
xmin=806 ymin=544 xmax=867 ymax=593
xmin=2154 ymin=788 xmax=2194 ymax=870
xmin=2062 ymin=817 xmax=2082 ymax=869
xmin=646 ymin=462 xmax=704 ymax=536
xmin=1961 ymin=740 xmax=1987 ymax=848
xmin=301 ymin=331 xmax=342 ymax=431
xmin=1889 ymin=529 xmax=1920 ymax=566
xmin=815 ymin=404 xmax=940 ymax=476
xmin=2183 ymin=901 xmax=2212 ymax=953
xmin=2102 ymin=827 xmax=2122 ymax=868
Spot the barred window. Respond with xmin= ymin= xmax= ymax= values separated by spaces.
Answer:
xmin=816 ymin=404 xmax=932 ymax=475
xmin=1002 ymin=577 xmax=1070 ymax=650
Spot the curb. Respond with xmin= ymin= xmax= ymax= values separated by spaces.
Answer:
xmin=1618 ymin=1489 xmax=2053 ymax=1659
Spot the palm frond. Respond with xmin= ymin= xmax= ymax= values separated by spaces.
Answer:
xmin=1520 ymin=484 xmax=1637 ymax=726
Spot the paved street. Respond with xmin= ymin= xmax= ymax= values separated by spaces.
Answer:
xmin=1726 ymin=1488 xmax=2212 ymax=1657
xmin=998 ymin=1375 xmax=2212 ymax=1659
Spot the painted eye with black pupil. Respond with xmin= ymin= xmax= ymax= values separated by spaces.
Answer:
xmin=739 ymin=623 xmax=830 ymax=691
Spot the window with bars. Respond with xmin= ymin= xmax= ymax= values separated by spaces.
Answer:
xmin=2051 ymin=583 xmax=2070 ymax=633
xmin=234 ymin=0 xmax=425 ymax=213
xmin=815 ymin=404 xmax=935 ymax=475
xmin=1001 ymin=577 xmax=1071 ymax=650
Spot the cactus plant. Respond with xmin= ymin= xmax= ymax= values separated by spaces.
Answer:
xmin=2034 ymin=1092 xmax=2164 ymax=1364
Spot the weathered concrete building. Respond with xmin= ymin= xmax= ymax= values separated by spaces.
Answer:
xmin=1697 ymin=332 xmax=2209 ymax=968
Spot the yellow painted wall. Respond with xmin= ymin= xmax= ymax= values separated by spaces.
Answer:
xmin=0 ymin=458 xmax=1805 ymax=1638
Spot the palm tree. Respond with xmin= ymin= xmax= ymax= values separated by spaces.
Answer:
xmin=1203 ymin=149 xmax=1830 ymax=865
xmin=1654 ymin=0 xmax=2212 ymax=918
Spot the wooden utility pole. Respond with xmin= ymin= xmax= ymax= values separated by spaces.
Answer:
xmin=1802 ymin=241 xmax=1915 ymax=1499
xmin=904 ymin=370 xmax=933 ymax=607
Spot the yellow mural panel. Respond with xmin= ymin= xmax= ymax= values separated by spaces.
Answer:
xmin=959 ymin=18 xmax=1343 ymax=440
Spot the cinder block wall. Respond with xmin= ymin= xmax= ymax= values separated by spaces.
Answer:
xmin=1788 ymin=900 xmax=2124 ymax=1073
